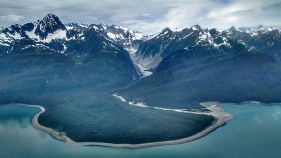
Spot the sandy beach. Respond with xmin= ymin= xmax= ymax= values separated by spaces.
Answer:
xmin=19 ymin=102 xmax=232 ymax=149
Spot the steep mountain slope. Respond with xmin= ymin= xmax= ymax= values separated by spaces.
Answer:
xmin=0 ymin=14 xmax=140 ymax=80
xmin=119 ymin=26 xmax=281 ymax=108
xmin=132 ymin=25 xmax=256 ymax=77
xmin=0 ymin=13 xmax=149 ymax=77
xmin=121 ymin=48 xmax=281 ymax=108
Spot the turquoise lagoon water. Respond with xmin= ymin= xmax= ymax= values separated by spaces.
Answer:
xmin=0 ymin=103 xmax=281 ymax=158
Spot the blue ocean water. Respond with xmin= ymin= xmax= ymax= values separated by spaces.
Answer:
xmin=0 ymin=103 xmax=281 ymax=158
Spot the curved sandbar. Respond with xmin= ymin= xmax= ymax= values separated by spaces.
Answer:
xmin=19 ymin=102 xmax=232 ymax=149
xmin=18 ymin=104 xmax=68 ymax=142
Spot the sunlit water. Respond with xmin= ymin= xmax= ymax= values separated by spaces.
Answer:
xmin=0 ymin=103 xmax=281 ymax=158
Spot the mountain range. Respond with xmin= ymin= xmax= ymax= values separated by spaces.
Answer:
xmin=1 ymin=14 xmax=281 ymax=78
xmin=2 ymin=13 xmax=281 ymax=105
xmin=1 ymin=13 xmax=281 ymax=144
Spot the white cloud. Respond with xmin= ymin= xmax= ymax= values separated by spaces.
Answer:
xmin=205 ymin=0 xmax=281 ymax=30
xmin=0 ymin=15 xmax=24 ymax=22
xmin=0 ymin=0 xmax=281 ymax=34
xmin=120 ymin=0 xmax=220 ymax=33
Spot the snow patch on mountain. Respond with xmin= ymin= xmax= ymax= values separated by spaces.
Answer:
xmin=192 ymin=26 xmax=199 ymax=31
xmin=44 ymin=29 xmax=67 ymax=42
xmin=133 ymin=54 xmax=162 ymax=77
xmin=0 ymin=43 xmax=9 ymax=46
xmin=65 ymin=25 xmax=74 ymax=30
xmin=26 ymin=28 xmax=67 ymax=42
xmin=126 ymin=45 xmax=162 ymax=77
xmin=130 ymin=31 xmax=143 ymax=41
xmin=214 ymin=37 xmax=231 ymax=48
xmin=7 ymin=32 xmax=23 ymax=40
xmin=142 ymin=33 xmax=161 ymax=41
xmin=237 ymin=27 xmax=251 ymax=33
xmin=21 ymin=44 xmax=57 ymax=52
xmin=80 ymin=24 xmax=89 ymax=28
xmin=0 ymin=33 xmax=13 ymax=43
xmin=26 ymin=27 xmax=40 ymax=39
xmin=62 ymin=43 xmax=67 ymax=54
xmin=196 ymin=30 xmax=231 ymax=48
xmin=107 ymin=32 xmax=117 ymax=39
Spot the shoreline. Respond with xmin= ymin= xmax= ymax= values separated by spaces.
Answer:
xmin=17 ymin=102 xmax=232 ymax=149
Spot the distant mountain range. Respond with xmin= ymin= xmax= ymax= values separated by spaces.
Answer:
xmin=1 ymin=13 xmax=281 ymax=78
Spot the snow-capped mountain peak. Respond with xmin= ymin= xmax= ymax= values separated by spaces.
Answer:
xmin=253 ymin=25 xmax=267 ymax=32
xmin=34 ymin=13 xmax=66 ymax=38
xmin=2 ymin=14 xmax=281 ymax=79
xmin=228 ymin=26 xmax=237 ymax=32
xmin=237 ymin=27 xmax=251 ymax=33
xmin=191 ymin=24 xmax=202 ymax=31
xmin=228 ymin=26 xmax=251 ymax=33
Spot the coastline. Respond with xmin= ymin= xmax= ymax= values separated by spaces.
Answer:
xmin=18 ymin=102 xmax=232 ymax=149
xmin=18 ymin=104 xmax=68 ymax=142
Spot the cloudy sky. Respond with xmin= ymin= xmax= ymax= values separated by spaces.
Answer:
xmin=1 ymin=0 xmax=281 ymax=34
